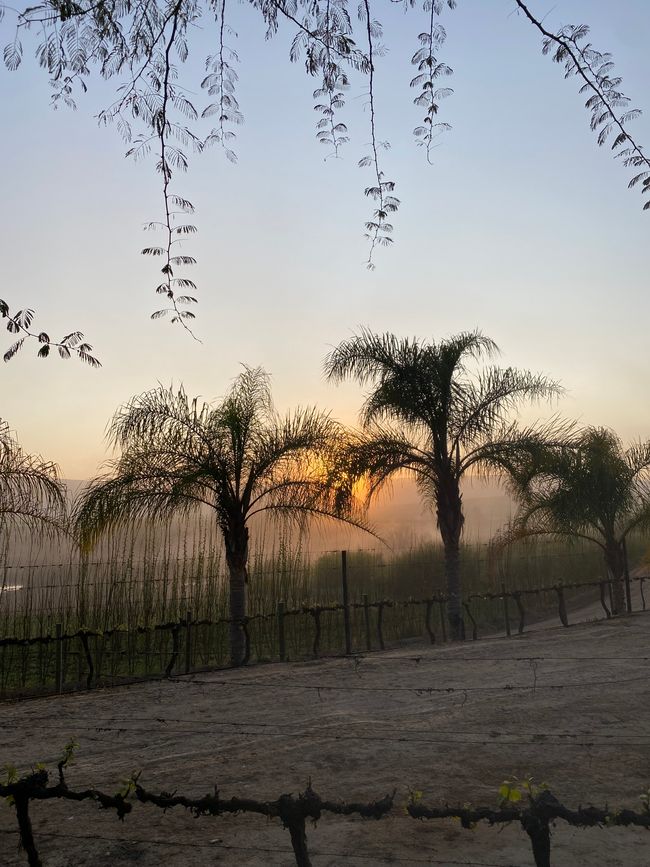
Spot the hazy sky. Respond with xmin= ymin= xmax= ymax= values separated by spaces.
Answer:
xmin=1 ymin=0 xmax=649 ymax=478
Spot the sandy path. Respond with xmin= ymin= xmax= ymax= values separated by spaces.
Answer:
xmin=2 ymin=609 xmax=650 ymax=866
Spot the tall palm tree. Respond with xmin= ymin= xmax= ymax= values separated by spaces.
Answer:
xmin=325 ymin=329 xmax=563 ymax=639
xmin=0 ymin=419 xmax=66 ymax=539
xmin=501 ymin=427 xmax=650 ymax=614
xmin=74 ymin=367 xmax=366 ymax=665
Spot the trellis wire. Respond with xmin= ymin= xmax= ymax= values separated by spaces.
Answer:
xmin=0 ymin=569 xmax=647 ymax=698
xmin=3 ymin=764 xmax=650 ymax=867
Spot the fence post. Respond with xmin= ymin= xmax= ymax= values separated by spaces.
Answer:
xmin=277 ymin=601 xmax=286 ymax=661
xmin=438 ymin=599 xmax=447 ymax=643
xmin=185 ymin=610 xmax=192 ymax=675
xmin=165 ymin=625 xmax=180 ymax=677
xmin=376 ymin=601 xmax=385 ymax=651
xmin=425 ymin=600 xmax=435 ymax=644
xmin=144 ymin=629 xmax=151 ymax=675
xmin=607 ymin=578 xmax=614 ymax=615
xmin=79 ymin=631 xmax=94 ymax=690
xmin=341 ymin=550 xmax=352 ymax=655
xmin=362 ymin=593 xmax=371 ymax=651
xmin=599 ymin=582 xmax=611 ymax=618
xmin=623 ymin=537 xmax=633 ymax=614
xmin=55 ymin=623 xmax=63 ymax=694
xmin=501 ymin=584 xmax=511 ymax=638
xmin=311 ymin=609 xmax=321 ymax=658
xmin=513 ymin=592 xmax=526 ymax=635
xmin=555 ymin=585 xmax=569 ymax=627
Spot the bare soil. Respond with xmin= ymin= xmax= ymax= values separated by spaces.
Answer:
xmin=2 ymin=603 xmax=650 ymax=867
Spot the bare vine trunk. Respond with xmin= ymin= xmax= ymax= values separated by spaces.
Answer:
xmin=437 ymin=474 xmax=465 ymax=641
xmin=224 ymin=518 xmax=249 ymax=667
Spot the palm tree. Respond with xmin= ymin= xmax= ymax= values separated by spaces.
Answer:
xmin=0 ymin=419 xmax=66 ymax=539
xmin=324 ymin=329 xmax=563 ymax=639
xmin=501 ymin=427 xmax=650 ymax=614
xmin=74 ymin=367 xmax=366 ymax=665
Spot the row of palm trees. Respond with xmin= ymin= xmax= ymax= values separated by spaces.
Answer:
xmin=3 ymin=330 xmax=650 ymax=664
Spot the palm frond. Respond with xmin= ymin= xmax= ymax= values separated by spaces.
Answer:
xmin=504 ymin=426 xmax=650 ymax=549
xmin=76 ymin=370 xmax=372 ymax=550
xmin=0 ymin=419 xmax=67 ymax=537
xmin=450 ymin=367 xmax=564 ymax=450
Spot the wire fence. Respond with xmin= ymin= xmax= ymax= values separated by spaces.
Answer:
xmin=0 ymin=563 xmax=647 ymax=699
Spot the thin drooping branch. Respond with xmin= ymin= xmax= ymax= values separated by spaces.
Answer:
xmin=410 ymin=1 xmax=453 ymax=163
xmin=514 ymin=0 xmax=650 ymax=204
xmin=202 ymin=0 xmax=243 ymax=161
xmin=1 ymin=0 xmax=647 ymax=350
xmin=273 ymin=0 xmax=369 ymax=72
xmin=101 ymin=3 xmax=183 ymax=119
xmin=0 ymin=301 xmax=100 ymax=366
xmin=310 ymin=0 xmax=350 ymax=158
xmin=149 ymin=3 xmax=200 ymax=337
xmin=359 ymin=0 xmax=399 ymax=270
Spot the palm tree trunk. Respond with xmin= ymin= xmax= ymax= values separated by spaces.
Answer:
xmin=224 ymin=519 xmax=249 ymax=667
xmin=443 ymin=537 xmax=464 ymax=640
xmin=437 ymin=475 xmax=465 ymax=640
xmin=604 ymin=540 xmax=625 ymax=616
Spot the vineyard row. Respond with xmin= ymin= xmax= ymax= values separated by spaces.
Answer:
xmin=1 ymin=572 xmax=646 ymax=697
xmin=3 ymin=755 xmax=650 ymax=867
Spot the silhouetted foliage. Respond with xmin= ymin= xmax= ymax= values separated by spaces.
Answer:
xmin=325 ymin=328 xmax=565 ymax=639
xmin=0 ymin=419 xmax=67 ymax=537
xmin=0 ymin=301 xmax=100 ymax=367
xmin=1 ymin=0 xmax=647 ymax=343
xmin=74 ymin=366 xmax=368 ymax=665
xmin=501 ymin=427 xmax=650 ymax=614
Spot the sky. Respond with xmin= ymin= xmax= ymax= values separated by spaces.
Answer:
xmin=0 ymin=0 xmax=649 ymax=479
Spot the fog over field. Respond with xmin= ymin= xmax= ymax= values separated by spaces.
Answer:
xmin=313 ymin=476 xmax=514 ymax=551
xmin=3 ymin=476 xmax=513 ymax=574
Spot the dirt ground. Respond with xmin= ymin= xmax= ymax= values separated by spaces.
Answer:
xmin=2 ymin=598 xmax=650 ymax=867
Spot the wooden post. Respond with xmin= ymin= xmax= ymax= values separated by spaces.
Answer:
xmin=165 ymin=625 xmax=180 ymax=677
xmin=185 ymin=610 xmax=192 ymax=675
xmin=362 ymin=594 xmax=371 ymax=651
xmin=623 ymin=537 xmax=633 ymax=614
xmin=79 ymin=632 xmax=94 ymax=690
xmin=513 ymin=592 xmax=526 ymax=635
xmin=599 ymin=581 xmax=611 ymax=618
xmin=341 ymin=550 xmax=352 ymax=655
xmin=425 ymin=600 xmax=435 ymax=645
xmin=555 ymin=585 xmax=569 ymax=627
xmin=376 ymin=601 xmax=385 ymax=651
xmin=277 ymin=601 xmax=286 ymax=661
xmin=55 ymin=623 xmax=63 ymax=694
xmin=311 ymin=609 xmax=321 ymax=659
xmin=438 ymin=599 xmax=447 ymax=643
xmin=502 ymin=584 xmax=511 ymax=638
xmin=144 ymin=629 xmax=151 ymax=675
xmin=111 ymin=629 xmax=120 ymax=679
